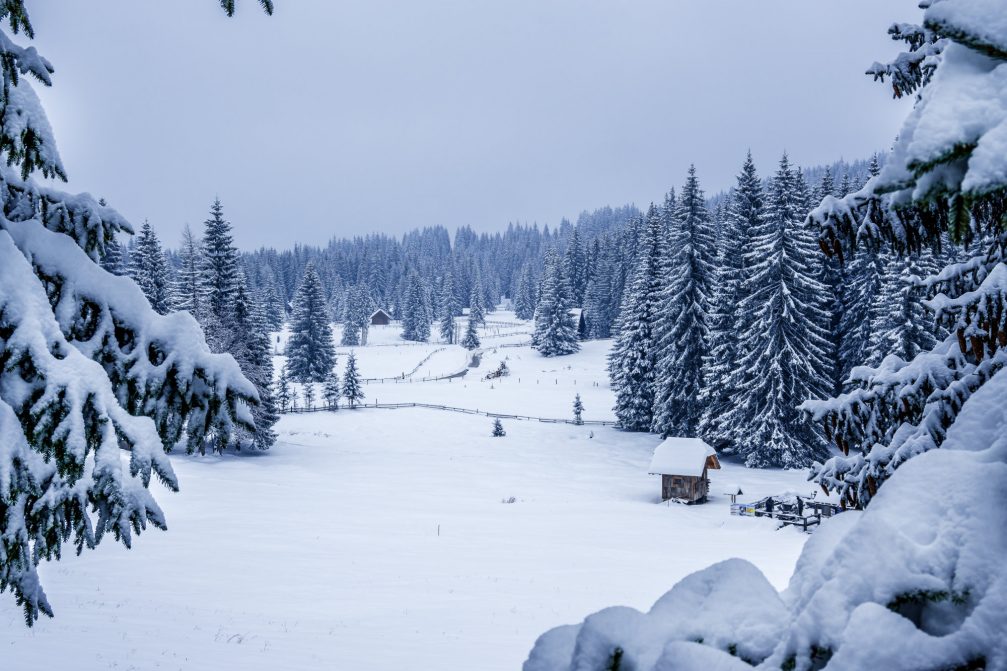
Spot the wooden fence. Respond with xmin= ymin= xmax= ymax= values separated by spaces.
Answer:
xmin=360 ymin=347 xmax=447 ymax=382
xmin=282 ymin=401 xmax=616 ymax=426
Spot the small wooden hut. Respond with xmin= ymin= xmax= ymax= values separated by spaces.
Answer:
xmin=370 ymin=308 xmax=393 ymax=326
xmin=648 ymin=437 xmax=721 ymax=503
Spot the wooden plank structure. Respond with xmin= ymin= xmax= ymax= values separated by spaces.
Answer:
xmin=648 ymin=437 xmax=721 ymax=504
xmin=370 ymin=308 xmax=393 ymax=326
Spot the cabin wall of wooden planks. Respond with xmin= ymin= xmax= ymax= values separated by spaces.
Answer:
xmin=661 ymin=466 xmax=710 ymax=503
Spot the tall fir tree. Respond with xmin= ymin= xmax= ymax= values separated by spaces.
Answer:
xmin=439 ymin=271 xmax=458 ymax=343
xmin=582 ymin=236 xmax=617 ymax=339
xmin=175 ymin=224 xmax=204 ymax=319
xmin=461 ymin=313 xmax=481 ymax=350
xmin=128 ymin=220 xmax=174 ymax=315
xmin=700 ymin=153 xmax=762 ymax=447
xmin=259 ymin=278 xmax=285 ymax=331
xmin=608 ymin=205 xmax=668 ymax=431
xmin=341 ymin=285 xmax=372 ymax=346
xmin=229 ymin=271 xmax=278 ymax=450
xmin=564 ymin=227 xmax=588 ymax=306
xmin=469 ymin=269 xmax=486 ymax=326
xmin=813 ymin=168 xmax=847 ymax=394
xmin=513 ymin=264 xmax=537 ymax=320
xmin=100 ymin=240 xmax=126 ymax=275
xmin=200 ymin=198 xmax=240 ymax=350
xmin=287 ymin=263 xmax=336 ymax=382
xmin=401 ymin=272 xmax=432 ymax=342
xmin=870 ymin=250 xmax=938 ymax=363
xmin=652 ymin=167 xmax=716 ymax=437
xmin=532 ymin=248 xmax=580 ymax=357
xmin=722 ymin=154 xmax=833 ymax=468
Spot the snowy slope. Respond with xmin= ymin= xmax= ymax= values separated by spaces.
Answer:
xmin=2 ymin=331 xmax=814 ymax=670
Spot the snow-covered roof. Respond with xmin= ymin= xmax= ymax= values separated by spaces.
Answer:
xmin=370 ymin=308 xmax=392 ymax=318
xmin=648 ymin=437 xmax=719 ymax=476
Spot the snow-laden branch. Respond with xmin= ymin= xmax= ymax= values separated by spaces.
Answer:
xmin=0 ymin=230 xmax=177 ymax=624
xmin=3 ymin=217 xmax=258 ymax=454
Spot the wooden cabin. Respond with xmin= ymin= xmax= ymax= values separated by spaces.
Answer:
xmin=370 ymin=308 xmax=393 ymax=326
xmin=648 ymin=437 xmax=721 ymax=503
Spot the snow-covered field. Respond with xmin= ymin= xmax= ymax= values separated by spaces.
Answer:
xmin=3 ymin=315 xmax=817 ymax=670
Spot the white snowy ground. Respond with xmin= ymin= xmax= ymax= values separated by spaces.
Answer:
xmin=2 ymin=314 xmax=817 ymax=670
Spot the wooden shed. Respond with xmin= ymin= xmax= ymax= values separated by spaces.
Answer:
xmin=648 ymin=437 xmax=721 ymax=503
xmin=370 ymin=308 xmax=393 ymax=326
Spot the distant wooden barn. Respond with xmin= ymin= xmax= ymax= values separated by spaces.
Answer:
xmin=370 ymin=308 xmax=393 ymax=326
xmin=648 ymin=437 xmax=721 ymax=504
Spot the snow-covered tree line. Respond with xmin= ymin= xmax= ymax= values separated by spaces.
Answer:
xmin=603 ymin=145 xmax=964 ymax=468
xmin=235 ymin=208 xmax=642 ymax=338
xmin=527 ymin=1 xmax=1007 ymax=668
xmin=0 ymin=0 xmax=271 ymax=625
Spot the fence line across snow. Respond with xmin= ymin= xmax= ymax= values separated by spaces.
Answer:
xmin=281 ymin=402 xmax=616 ymax=426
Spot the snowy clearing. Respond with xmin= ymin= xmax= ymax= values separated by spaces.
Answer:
xmin=3 ymin=332 xmax=814 ymax=670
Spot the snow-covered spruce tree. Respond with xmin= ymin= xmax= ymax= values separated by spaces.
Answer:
xmin=699 ymin=154 xmax=760 ymax=449
xmin=572 ymin=393 xmax=584 ymax=425
xmin=341 ymin=285 xmax=372 ymax=347
xmin=719 ymin=155 xmax=833 ymax=468
xmin=438 ymin=271 xmax=459 ymax=343
xmin=199 ymin=198 xmax=240 ymax=350
xmin=276 ymin=362 xmax=293 ymax=412
xmin=302 ymin=382 xmax=315 ymax=411
xmin=802 ymin=0 xmax=1007 ymax=510
xmin=323 ymin=369 xmax=340 ymax=410
xmin=491 ymin=418 xmax=506 ymax=437
xmin=813 ymin=168 xmax=847 ymax=395
xmin=259 ymin=278 xmax=285 ymax=331
xmin=401 ymin=272 xmax=431 ymax=342
xmin=128 ymin=220 xmax=174 ymax=315
xmin=608 ymin=204 xmax=668 ymax=431
xmin=835 ymin=158 xmax=886 ymax=379
xmin=532 ymin=248 xmax=580 ymax=357
xmin=870 ymin=248 xmax=938 ymax=364
xmin=228 ymin=271 xmax=277 ymax=450
xmin=564 ymin=226 xmax=588 ymax=306
xmin=582 ymin=236 xmax=617 ymax=340
xmin=341 ymin=352 xmax=364 ymax=408
xmin=0 ymin=1 xmax=266 ymax=626
xmin=100 ymin=239 xmax=125 ymax=276
xmin=652 ymin=167 xmax=715 ymax=437
xmin=513 ymin=264 xmax=536 ymax=320
xmin=468 ymin=269 xmax=486 ymax=326
xmin=460 ymin=313 xmax=481 ymax=350
xmin=286 ymin=262 xmax=336 ymax=383
xmin=174 ymin=224 xmax=204 ymax=319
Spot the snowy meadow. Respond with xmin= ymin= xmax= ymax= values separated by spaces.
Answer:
xmin=2 ymin=320 xmax=812 ymax=670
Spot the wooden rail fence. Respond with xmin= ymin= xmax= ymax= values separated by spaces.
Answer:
xmin=282 ymin=402 xmax=616 ymax=426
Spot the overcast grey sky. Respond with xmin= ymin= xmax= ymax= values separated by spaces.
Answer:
xmin=30 ymin=1 xmax=911 ymax=249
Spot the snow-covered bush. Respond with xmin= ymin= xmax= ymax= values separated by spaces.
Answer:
xmin=526 ymin=1 xmax=1007 ymax=667
xmin=0 ymin=1 xmax=268 ymax=625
